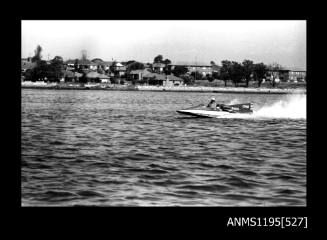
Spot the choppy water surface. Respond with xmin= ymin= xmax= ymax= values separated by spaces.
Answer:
xmin=21 ymin=89 xmax=306 ymax=206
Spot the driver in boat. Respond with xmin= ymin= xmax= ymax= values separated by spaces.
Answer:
xmin=207 ymin=97 xmax=221 ymax=110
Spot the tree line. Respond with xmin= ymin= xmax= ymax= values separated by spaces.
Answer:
xmin=23 ymin=46 xmax=278 ymax=87
xmin=151 ymin=55 xmax=274 ymax=87
xmin=219 ymin=60 xmax=269 ymax=87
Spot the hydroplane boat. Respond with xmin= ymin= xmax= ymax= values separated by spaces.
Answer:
xmin=177 ymin=103 xmax=253 ymax=118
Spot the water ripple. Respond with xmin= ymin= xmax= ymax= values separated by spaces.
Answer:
xmin=22 ymin=89 xmax=306 ymax=206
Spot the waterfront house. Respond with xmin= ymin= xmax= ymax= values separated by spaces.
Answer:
xmin=168 ymin=61 xmax=213 ymax=77
xmin=128 ymin=69 xmax=153 ymax=81
xmin=267 ymin=68 xmax=306 ymax=82
xmin=65 ymin=59 xmax=97 ymax=71
xmin=84 ymin=71 xmax=110 ymax=83
xmin=144 ymin=63 xmax=152 ymax=70
xmin=101 ymin=61 xmax=113 ymax=71
xmin=163 ymin=74 xmax=184 ymax=86
xmin=61 ymin=70 xmax=75 ymax=82
xmin=152 ymin=62 xmax=166 ymax=73
xmin=74 ymin=72 xmax=83 ymax=82
xmin=21 ymin=58 xmax=36 ymax=73
xmin=287 ymin=68 xmax=306 ymax=82
xmin=86 ymin=71 xmax=100 ymax=82
xmin=91 ymin=59 xmax=113 ymax=71
xmin=130 ymin=71 xmax=183 ymax=86
xmin=111 ymin=62 xmax=127 ymax=77
xmin=98 ymin=74 xmax=110 ymax=83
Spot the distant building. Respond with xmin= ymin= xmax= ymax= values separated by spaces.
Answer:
xmin=287 ymin=68 xmax=306 ymax=82
xmin=65 ymin=59 xmax=98 ymax=71
xmin=267 ymin=68 xmax=306 ymax=82
xmin=168 ymin=61 xmax=213 ymax=76
xmin=85 ymin=71 xmax=110 ymax=83
xmin=128 ymin=69 xmax=183 ymax=86
xmin=128 ymin=69 xmax=152 ymax=81
xmin=152 ymin=62 xmax=166 ymax=73
xmin=111 ymin=62 xmax=126 ymax=77
xmin=91 ymin=59 xmax=113 ymax=71
xmin=211 ymin=64 xmax=221 ymax=75
xmin=21 ymin=58 xmax=36 ymax=73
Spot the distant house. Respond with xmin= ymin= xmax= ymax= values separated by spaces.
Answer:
xmin=85 ymin=71 xmax=110 ymax=83
xmin=287 ymin=68 xmax=306 ymax=82
xmin=91 ymin=59 xmax=113 ymax=71
xmin=168 ymin=61 xmax=213 ymax=76
xmin=128 ymin=70 xmax=183 ymax=86
xmin=128 ymin=69 xmax=152 ymax=81
xmin=143 ymin=63 xmax=152 ymax=70
xmin=164 ymin=74 xmax=184 ymax=86
xmin=65 ymin=60 xmax=75 ymax=70
xmin=267 ymin=68 xmax=306 ymax=82
xmin=98 ymin=74 xmax=110 ymax=83
xmin=101 ymin=61 xmax=113 ymax=71
xmin=65 ymin=59 xmax=97 ymax=71
xmin=211 ymin=64 xmax=221 ymax=75
xmin=21 ymin=58 xmax=36 ymax=73
xmin=112 ymin=62 xmax=126 ymax=76
xmin=61 ymin=70 xmax=75 ymax=82
xmin=152 ymin=62 xmax=166 ymax=73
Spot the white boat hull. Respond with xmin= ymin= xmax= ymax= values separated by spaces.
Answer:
xmin=177 ymin=103 xmax=253 ymax=118
xmin=177 ymin=109 xmax=233 ymax=118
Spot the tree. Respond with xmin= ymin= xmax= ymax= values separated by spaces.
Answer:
xmin=242 ymin=59 xmax=254 ymax=87
xmin=48 ymin=56 xmax=64 ymax=81
xmin=153 ymin=55 xmax=163 ymax=63
xmin=253 ymin=63 xmax=268 ymax=87
xmin=212 ymin=71 xmax=220 ymax=80
xmin=191 ymin=71 xmax=203 ymax=80
xmin=206 ymin=74 xmax=214 ymax=82
xmin=230 ymin=61 xmax=243 ymax=87
xmin=171 ymin=66 xmax=188 ymax=77
xmin=33 ymin=60 xmax=48 ymax=81
xmin=31 ymin=45 xmax=42 ymax=63
xmin=180 ymin=75 xmax=194 ymax=86
xmin=268 ymin=62 xmax=283 ymax=87
xmin=163 ymin=59 xmax=171 ymax=65
xmin=51 ymin=56 xmax=63 ymax=63
xmin=210 ymin=61 xmax=216 ymax=65
xmin=220 ymin=60 xmax=233 ymax=87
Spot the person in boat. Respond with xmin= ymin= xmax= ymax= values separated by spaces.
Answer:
xmin=207 ymin=97 xmax=220 ymax=110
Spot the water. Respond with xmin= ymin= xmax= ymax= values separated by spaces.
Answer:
xmin=21 ymin=89 xmax=306 ymax=206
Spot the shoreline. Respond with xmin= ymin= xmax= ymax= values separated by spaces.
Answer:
xmin=21 ymin=84 xmax=306 ymax=94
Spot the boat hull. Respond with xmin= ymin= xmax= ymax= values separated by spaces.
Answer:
xmin=177 ymin=103 xmax=253 ymax=118
xmin=177 ymin=109 xmax=234 ymax=118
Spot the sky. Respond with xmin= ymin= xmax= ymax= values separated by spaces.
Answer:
xmin=21 ymin=20 xmax=306 ymax=69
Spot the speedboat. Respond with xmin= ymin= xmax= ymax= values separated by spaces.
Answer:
xmin=177 ymin=103 xmax=253 ymax=118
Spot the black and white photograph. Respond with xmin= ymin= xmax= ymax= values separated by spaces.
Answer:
xmin=21 ymin=20 xmax=306 ymax=207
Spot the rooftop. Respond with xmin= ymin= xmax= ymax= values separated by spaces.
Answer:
xmin=170 ymin=61 xmax=212 ymax=66
xmin=152 ymin=62 xmax=166 ymax=68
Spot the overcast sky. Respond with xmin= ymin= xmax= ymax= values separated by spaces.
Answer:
xmin=21 ymin=20 xmax=306 ymax=69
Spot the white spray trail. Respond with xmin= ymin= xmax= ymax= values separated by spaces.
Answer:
xmin=253 ymin=94 xmax=306 ymax=119
xmin=214 ymin=94 xmax=306 ymax=119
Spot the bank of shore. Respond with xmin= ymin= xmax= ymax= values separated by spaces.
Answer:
xmin=136 ymin=85 xmax=306 ymax=94
xmin=21 ymin=82 xmax=306 ymax=94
